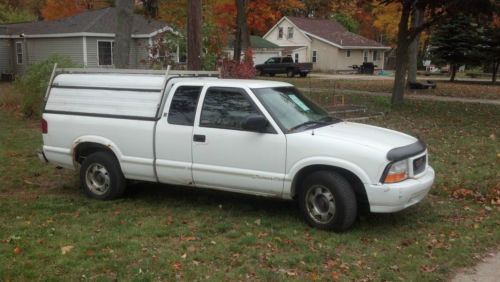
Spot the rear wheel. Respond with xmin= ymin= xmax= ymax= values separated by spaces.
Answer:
xmin=257 ymin=69 xmax=265 ymax=76
xmin=80 ymin=151 xmax=126 ymax=200
xmin=287 ymin=69 xmax=295 ymax=78
xmin=300 ymin=72 xmax=308 ymax=78
xmin=298 ymin=171 xmax=357 ymax=232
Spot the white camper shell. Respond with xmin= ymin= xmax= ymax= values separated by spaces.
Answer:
xmin=39 ymin=67 xmax=434 ymax=232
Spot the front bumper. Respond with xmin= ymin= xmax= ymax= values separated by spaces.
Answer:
xmin=367 ymin=166 xmax=435 ymax=213
xmin=37 ymin=147 xmax=48 ymax=163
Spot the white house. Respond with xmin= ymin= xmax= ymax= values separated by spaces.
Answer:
xmin=263 ymin=16 xmax=391 ymax=72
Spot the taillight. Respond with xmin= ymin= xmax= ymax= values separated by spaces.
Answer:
xmin=41 ymin=118 xmax=48 ymax=134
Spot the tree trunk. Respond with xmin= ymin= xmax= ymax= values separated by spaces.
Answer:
xmin=391 ymin=0 xmax=412 ymax=105
xmin=492 ymin=62 xmax=499 ymax=84
xmin=450 ymin=64 xmax=457 ymax=82
xmin=233 ymin=0 xmax=250 ymax=62
xmin=114 ymin=0 xmax=134 ymax=68
xmin=407 ymin=6 xmax=424 ymax=84
xmin=187 ymin=0 xmax=202 ymax=70
xmin=392 ymin=41 xmax=410 ymax=105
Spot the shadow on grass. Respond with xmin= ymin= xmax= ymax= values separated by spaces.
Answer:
xmin=119 ymin=181 xmax=423 ymax=232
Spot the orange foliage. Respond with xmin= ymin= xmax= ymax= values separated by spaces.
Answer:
xmin=42 ymin=0 xmax=86 ymax=20
xmin=212 ymin=0 xmax=304 ymax=35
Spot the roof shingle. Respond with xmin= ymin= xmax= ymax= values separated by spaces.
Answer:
xmin=0 ymin=8 xmax=168 ymax=36
xmin=287 ymin=16 xmax=386 ymax=48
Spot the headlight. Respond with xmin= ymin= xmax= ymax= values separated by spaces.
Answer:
xmin=384 ymin=160 xmax=408 ymax=183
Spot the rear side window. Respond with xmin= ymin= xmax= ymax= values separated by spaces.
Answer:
xmin=200 ymin=88 xmax=259 ymax=130
xmin=168 ymin=86 xmax=203 ymax=126
xmin=283 ymin=57 xmax=293 ymax=63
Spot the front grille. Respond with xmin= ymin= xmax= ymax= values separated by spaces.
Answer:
xmin=413 ymin=155 xmax=426 ymax=175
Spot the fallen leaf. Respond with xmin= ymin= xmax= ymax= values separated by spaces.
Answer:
xmin=420 ymin=265 xmax=437 ymax=272
xmin=86 ymin=249 xmax=94 ymax=256
xmin=172 ymin=262 xmax=182 ymax=271
xmin=254 ymin=219 xmax=261 ymax=225
xmin=14 ymin=246 xmax=21 ymax=254
xmin=180 ymin=236 xmax=196 ymax=241
xmin=61 ymin=245 xmax=74 ymax=255
xmin=181 ymin=253 xmax=187 ymax=259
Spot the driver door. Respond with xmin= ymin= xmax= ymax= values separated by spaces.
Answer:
xmin=191 ymin=87 xmax=286 ymax=195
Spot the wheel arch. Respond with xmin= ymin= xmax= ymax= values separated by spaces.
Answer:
xmin=72 ymin=136 xmax=123 ymax=167
xmin=290 ymin=164 xmax=370 ymax=213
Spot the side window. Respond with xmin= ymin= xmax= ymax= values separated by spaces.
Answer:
xmin=168 ymin=86 xmax=203 ymax=126
xmin=278 ymin=27 xmax=284 ymax=39
xmin=283 ymin=57 xmax=293 ymax=63
xmin=200 ymin=88 xmax=260 ymax=131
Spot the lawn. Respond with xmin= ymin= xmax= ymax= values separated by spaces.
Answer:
xmin=1 ymin=85 xmax=499 ymax=280
xmin=261 ymin=76 xmax=500 ymax=100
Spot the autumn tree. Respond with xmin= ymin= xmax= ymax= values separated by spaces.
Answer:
xmin=114 ymin=0 xmax=134 ymax=68
xmin=0 ymin=3 xmax=36 ymax=23
xmin=42 ymin=0 xmax=86 ymax=20
xmin=379 ymin=0 xmax=493 ymax=105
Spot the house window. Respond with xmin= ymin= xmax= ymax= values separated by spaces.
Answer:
xmin=294 ymin=53 xmax=298 ymax=63
xmin=97 ymin=41 xmax=114 ymax=66
xmin=15 ymin=42 xmax=23 ymax=64
xmin=363 ymin=50 xmax=368 ymax=63
xmin=346 ymin=50 xmax=351 ymax=57
xmin=278 ymin=27 xmax=284 ymax=39
xmin=312 ymin=50 xmax=317 ymax=63
xmin=373 ymin=51 xmax=378 ymax=61
xmin=287 ymin=27 xmax=294 ymax=39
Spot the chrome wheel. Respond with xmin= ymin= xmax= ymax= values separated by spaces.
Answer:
xmin=85 ymin=163 xmax=111 ymax=196
xmin=306 ymin=185 xmax=336 ymax=224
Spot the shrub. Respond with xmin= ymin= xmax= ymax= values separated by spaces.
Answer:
xmin=14 ymin=55 xmax=76 ymax=118
xmin=220 ymin=48 xmax=256 ymax=79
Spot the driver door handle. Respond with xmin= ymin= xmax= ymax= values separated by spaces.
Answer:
xmin=193 ymin=134 xmax=206 ymax=142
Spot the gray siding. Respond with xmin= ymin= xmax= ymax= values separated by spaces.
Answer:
xmin=26 ymin=37 xmax=84 ymax=66
xmin=0 ymin=39 xmax=13 ymax=74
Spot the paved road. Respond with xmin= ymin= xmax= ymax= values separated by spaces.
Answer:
xmin=453 ymin=251 xmax=500 ymax=282
xmin=298 ymin=88 xmax=500 ymax=106
xmin=309 ymin=73 xmax=493 ymax=82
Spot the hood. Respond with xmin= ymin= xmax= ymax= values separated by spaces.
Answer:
xmin=312 ymin=121 xmax=417 ymax=153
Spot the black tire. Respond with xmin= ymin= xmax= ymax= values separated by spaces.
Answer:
xmin=298 ymin=171 xmax=357 ymax=232
xmin=286 ymin=69 xmax=295 ymax=78
xmin=269 ymin=73 xmax=275 ymax=77
xmin=256 ymin=69 xmax=265 ymax=76
xmin=80 ymin=151 xmax=126 ymax=200
xmin=300 ymin=73 xmax=308 ymax=78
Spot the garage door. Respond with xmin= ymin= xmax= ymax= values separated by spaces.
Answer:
xmin=253 ymin=52 xmax=281 ymax=65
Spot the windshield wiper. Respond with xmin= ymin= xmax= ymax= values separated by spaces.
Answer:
xmin=289 ymin=120 xmax=328 ymax=132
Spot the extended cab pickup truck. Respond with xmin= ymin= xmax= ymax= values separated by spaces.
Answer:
xmin=39 ymin=68 xmax=434 ymax=231
xmin=255 ymin=57 xmax=313 ymax=78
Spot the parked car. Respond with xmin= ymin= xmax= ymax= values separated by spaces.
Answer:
xmin=38 ymin=68 xmax=434 ymax=232
xmin=255 ymin=57 xmax=313 ymax=78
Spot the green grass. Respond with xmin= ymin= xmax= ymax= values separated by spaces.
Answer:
xmin=0 ymin=89 xmax=499 ymax=280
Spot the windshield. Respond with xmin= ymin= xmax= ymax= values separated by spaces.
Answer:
xmin=252 ymin=87 xmax=340 ymax=133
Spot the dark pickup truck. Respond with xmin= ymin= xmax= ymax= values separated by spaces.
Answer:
xmin=255 ymin=57 xmax=313 ymax=78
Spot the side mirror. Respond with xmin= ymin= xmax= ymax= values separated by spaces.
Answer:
xmin=241 ymin=115 xmax=269 ymax=133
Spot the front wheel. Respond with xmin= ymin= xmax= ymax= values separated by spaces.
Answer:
xmin=286 ymin=69 xmax=295 ymax=78
xmin=298 ymin=171 xmax=357 ymax=232
xmin=80 ymin=151 xmax=126 ymax=200
xmin=300 ymin=72 xmax=308 ymax=78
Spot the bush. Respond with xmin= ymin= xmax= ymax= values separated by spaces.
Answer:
xmin=14 ymin=55 xmax=76 ymax=118
xmin=220 ymin=48 xmax=256 ymax=79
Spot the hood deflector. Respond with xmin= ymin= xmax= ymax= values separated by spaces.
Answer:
xmin=386 ymin=139 xmax=426 ymax=161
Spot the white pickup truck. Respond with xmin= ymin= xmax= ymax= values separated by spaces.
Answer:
xmin=39 ymin=68 xmax=434 ymax=231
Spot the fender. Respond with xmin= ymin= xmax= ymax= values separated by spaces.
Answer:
xmin=71 ymin=135 xmax=125 ymax=167
xmin=283 ymin=156 xmax=372 ymax=198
